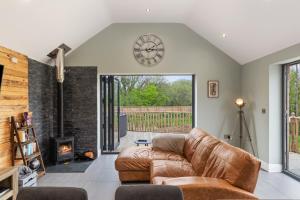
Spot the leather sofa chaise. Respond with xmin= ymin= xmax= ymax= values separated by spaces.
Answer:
xmin=115 ymin=128 xmax=261 ymax=199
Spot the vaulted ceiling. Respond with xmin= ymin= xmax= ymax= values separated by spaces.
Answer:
xmin=1 ymin=0 xmax=300 ymax=64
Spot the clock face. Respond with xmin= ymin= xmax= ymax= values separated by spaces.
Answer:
xmin=133 ymin=34 xmax=165 ymax=66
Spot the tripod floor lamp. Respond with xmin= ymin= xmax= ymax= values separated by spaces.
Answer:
xmin=235 ymin=98 xmax=256 ymax=156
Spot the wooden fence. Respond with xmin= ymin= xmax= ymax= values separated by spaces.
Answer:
xmin=289 ymin=115 xmax=300 ymax=153
xmin=120 ymin=106 xmax=192 ymax=133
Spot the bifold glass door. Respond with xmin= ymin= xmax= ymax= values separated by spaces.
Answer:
xmin=283 ymin=62 xmax=300 ymax=180
xmin=100 ymin=75 xmax=120 ymax=153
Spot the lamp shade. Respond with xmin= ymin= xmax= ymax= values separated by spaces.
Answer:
xmin=235 ymin=98 xmax=245 ymax=107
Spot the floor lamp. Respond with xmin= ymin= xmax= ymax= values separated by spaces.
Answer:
xmin=235 ymin=98 xmax=256 ymax=156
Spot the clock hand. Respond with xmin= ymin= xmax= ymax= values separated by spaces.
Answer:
xmin=141 ymin=45 xmax=156 ymax=51
xmin=140 ymin=48 xmax=155 ymax=52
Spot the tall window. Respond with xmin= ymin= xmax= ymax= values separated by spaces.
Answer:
xmin=283 ymin=62 xmax=300 ymax=180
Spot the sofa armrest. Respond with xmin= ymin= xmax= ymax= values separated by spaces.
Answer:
xmin=162 ymin=176 xmax=258 ymax=200
xmin=17 ymin=187 xmax=88 ymax=200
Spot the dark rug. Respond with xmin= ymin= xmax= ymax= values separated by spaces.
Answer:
xmin=46 ymin=160 xmax=93 ymax=173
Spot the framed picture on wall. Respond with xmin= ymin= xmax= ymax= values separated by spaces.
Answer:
xmin=207 ymin=80 xmax=219 ymax=98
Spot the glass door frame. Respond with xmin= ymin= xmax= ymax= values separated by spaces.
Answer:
xmin=111 ymin=76 xmax=120 ymax=150
xmin=100 ymin=75 xmax=120 ymax=154
xmin=282 ymin=61 xmax=300 ymax=181
xmin=100 ymin=74 xmax=196 ymax=154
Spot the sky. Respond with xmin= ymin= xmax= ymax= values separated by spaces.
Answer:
xmin=164 ymin=75 xmax=192 ymax=82
xmin=116 ymin=75 xmax=192 ymax=83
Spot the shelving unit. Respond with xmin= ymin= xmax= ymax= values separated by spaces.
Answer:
xmin=0 ymin=167 xmax=18 ymax=200
xmin=10 ymin=116 xmax=46 ymax=177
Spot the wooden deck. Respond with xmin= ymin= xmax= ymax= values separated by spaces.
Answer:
xmin=116 ymin=131 xmax=187 ymax=152
xmin=120 ymin=106 xmax=192 ymax=133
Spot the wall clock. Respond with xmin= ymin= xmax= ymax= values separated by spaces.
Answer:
xmin=133 ymin=34 xmax=165 ymax=66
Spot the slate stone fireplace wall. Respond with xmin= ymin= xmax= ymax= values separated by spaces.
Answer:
xmin=28 ymin=59 xmax=98 ymax=164
xmin=28 ymin=59 xmax=57 ymax=164
xmin=64 ymin=67 xmax=98 ymax=157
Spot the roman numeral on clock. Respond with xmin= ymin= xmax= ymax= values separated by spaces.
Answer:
xmin=134 ymin=48 xmax=141 ymax=52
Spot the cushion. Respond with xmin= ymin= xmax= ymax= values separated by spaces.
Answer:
xmin=115 ymin=146 xmax=185 ymax=171
xmin=17 ymin=187 xmax=88 ymax=200
xmin=152 ymin=133 xmax=186 ymax=155
xmin=151 ymin=160 xmax=196 ymax=180
xmin=115 ymin=185 xmax=184 ymax=200
xmin=183 ymin=128 xmax=208 ymax=161
xmin=190 ymin=135 xmax=220 ymax=175
xmin=202 ymin=142 xmax=261 ymax=193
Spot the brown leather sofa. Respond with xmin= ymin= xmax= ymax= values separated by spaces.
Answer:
xmin=115 ymin=128 xmax=261 ymax=199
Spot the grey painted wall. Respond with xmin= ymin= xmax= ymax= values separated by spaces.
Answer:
xmin=65 ymin=23 xmax=242 ymax=141
xmin=242 ymin=43 xmax=300 ymax=166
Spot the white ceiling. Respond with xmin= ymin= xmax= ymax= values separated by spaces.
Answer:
xmin=1 ymin=0 xmax=300 ymax=64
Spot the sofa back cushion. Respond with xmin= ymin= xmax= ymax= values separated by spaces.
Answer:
xmin=190 ymin=135 xmax=220 ymax=175
xmin=183 ymin=128 xmax=208 ymax=162
xmin=152 ymin=133 xmax=186 ymax=155
xmin=201 ymin=142 xmax=261 ymax=193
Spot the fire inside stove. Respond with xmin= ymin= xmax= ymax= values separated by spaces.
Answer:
xmin=58 ymin=143 xmax=72 ymax=155
xmin=51 ymin=137 xmax=74 ymax=164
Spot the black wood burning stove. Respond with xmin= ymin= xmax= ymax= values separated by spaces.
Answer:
xmin=50 ymin=137 xmax=74 ymax=163
xmin=48 ymin=45 xmax=74 ymax=164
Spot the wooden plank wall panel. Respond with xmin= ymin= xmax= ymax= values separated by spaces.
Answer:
xmin=0 ymin=46 xmax=28 ymax=169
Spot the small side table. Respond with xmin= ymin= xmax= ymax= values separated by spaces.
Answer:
xmin=135 ymin=139 xmax=151 ymax=146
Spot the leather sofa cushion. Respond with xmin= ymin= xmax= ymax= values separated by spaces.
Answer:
xmin=202 ymin=142 xmax=261 ymax=193
xmin=190 ymin=135 xmax=220 ymax=175
xmin=151 ymin=160 xmax=196 ymax=180
xmin=115 ymin=146 xmax=185 ymax=171
xmin=152 ymin=133 xmax=186 ymax=155
xmin=162 ymin=177 xmax=257 ymax=200
xmin=183 ymin=128 xmax=208 ymax=162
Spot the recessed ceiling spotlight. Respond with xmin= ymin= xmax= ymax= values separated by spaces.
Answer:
xmin=146 ymin=8 xmax=151 ymax=13
xmin=221 ymin=33 xmax=227 ymax=38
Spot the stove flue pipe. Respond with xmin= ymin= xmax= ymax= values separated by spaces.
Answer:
xmin=47 ymin=44 xmax=71 ymax=139
xmin=56 ymin=48 xmax=65 ymax=83
xmin=56 ymin=48 xmax=65 ymax=138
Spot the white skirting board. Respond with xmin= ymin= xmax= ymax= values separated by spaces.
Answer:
xmin=260 ymin=160 xmax=282 ymax=172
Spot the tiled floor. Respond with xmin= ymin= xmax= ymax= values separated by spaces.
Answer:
xmin=289 ymin=152 xmax=300 ymax=175
xmin=38 ymin=155 xmax=300 ymax=200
